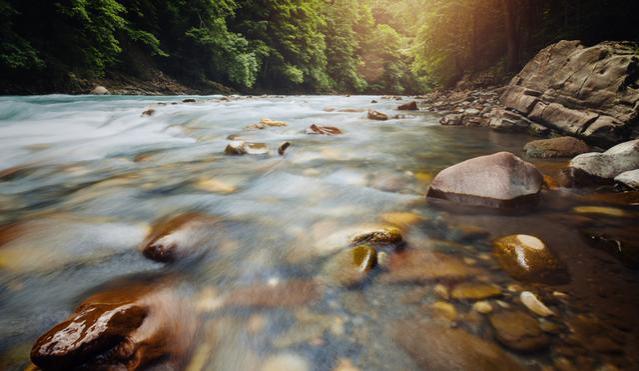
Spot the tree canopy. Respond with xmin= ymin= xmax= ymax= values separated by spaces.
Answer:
xmin=1 ymin=0 xmax=637 ymax=94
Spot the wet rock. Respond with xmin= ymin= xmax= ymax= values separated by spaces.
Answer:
xmin=429 ymin=301 xmax=458 ymax=321
xmin=427 ymin=152 xmax=544 ymax=208
xmin=260 ymin=118 xmax=287 ymax=127
xmin=224 ymin=140 xmax=269 ymax=155
xmin=473 ymin=301 xmax=493 ymax=314
xmin=380 ymin=212 xmax=425 ymax=231
xmin=451 ymin=282 xmax=502 ymax=300
xmin=261 ymin=353 xmax=309 ymax=371
xmin=224 ymin=280 xmax=321 ymax=308
xmin=392 ymin=322 xmax=523 ymax=370
xmin=141 ymin=213 xmax=221 ymax=262
xmin=524 ymin=136 xmax=590 ymax=159
xmin=561 ymin=139 xmax=639 ymax=186
xmin=182 ymin=98 xmax=196 ymax=103
xmin=380 ymin=250 xmax=481 ymax=284
xmin=614 ymin=169 xmax=639 ymax=190
xmin=321 ymin=245 xmax=378 ymax=288
xmin=278 ymin=141 xmax=291 ymax=155
xmin=520 ymin=291 xmax=555 ymax=317
xmin=30 ymin=279 xmax=196 ymax=370
xmin=573 ymin=206 xmax=630 ymax=218
xmin=493 ymin=234 xmax=568 ymax=284
xmin=141 ymin=108 xmax=156 ymax=117
xmin=397 ymin=101 xmax=418 ymax=110
xmin=90 ymin=86 xmax=109 ymax=95
xmin=489 ymin=311 xmax=550 ymax=352
xmin=367 ymin=110 xmax=389 ymax=121
xmin=306 ymin=124 xmax=343 ymax=135
xmin=350 ymin=227 xmax=403 ymax=247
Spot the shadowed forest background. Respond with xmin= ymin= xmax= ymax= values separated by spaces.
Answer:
xmin=1 ymin=0 xmax=638 ymax=94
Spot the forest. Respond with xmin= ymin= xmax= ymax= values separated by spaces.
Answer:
xmin=1 ymin=0 xmax=638 ymax=94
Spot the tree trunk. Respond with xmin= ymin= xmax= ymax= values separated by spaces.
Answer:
xmin=500 ymin=0 xmax=519 ymax=72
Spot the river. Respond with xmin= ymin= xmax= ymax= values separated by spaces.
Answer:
xmin=1 ymin=95 xmax=638 ymax=370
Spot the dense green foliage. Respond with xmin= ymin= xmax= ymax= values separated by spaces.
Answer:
xmin=413 ymin=0 xmax=639 ymax=87
xmin=1 ymin=0 xmax=638 ymax=93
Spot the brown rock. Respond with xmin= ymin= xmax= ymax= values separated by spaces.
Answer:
xmin=493 ymin=234 xmax=569 ymax=284
xmin=451 ymin=282 xmax=502 ymax=300
xmin=141 ymin=213 xmax=221 ymax=262
xmin=380 ymin=250 xmax=480 ymax=284
xmin=397 ymin=101 xmax=418 ymax=111
xmin=367 ymin=110 xmax=389 ymax=121
xmin=524 ymin=137 xmax=591 ymax=158
xmin=305 ymin=124 xmax=343 ymax=135
xmin=31 ymin=279 xmax=196 ymax=370
xmin=489 ymin=311 xmax=550 ymax=352
xmin=278 ymin=141 xmax=291 ymax=155
xmin=392 ymin=322 xmax=523 ymax=370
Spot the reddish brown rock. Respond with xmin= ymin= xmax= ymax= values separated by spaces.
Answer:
xmin=305 ymin=124 xmax=343 ymax=135
xmin=141 ymin=213 xmax=221 ymax=262
xmin=397 ymin=101 xmax=418 ymax=111
xmin=31 ymin=279 xmax=196 ymax=370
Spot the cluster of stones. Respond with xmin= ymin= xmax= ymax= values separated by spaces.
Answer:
xmin=419 ymin=89 xmax=501 ymax=127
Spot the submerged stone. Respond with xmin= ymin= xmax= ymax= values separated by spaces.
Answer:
xmin=451 ymin=282 xmax=502 ymax=300
xmin=520 ymin=291 xmax=555 ymax=317
xmin=392 ymin=322 xmax=523 ymax=370
xmin=224 ymin=280 xmax=321 ymax=308
xmin=427 ymin=152 xmax=544 ymax=208
xmin=224 ymin=141 xmax=269 ymax=155
xmin=380 ymin=250 xmax=481 ymax=284
xmin=321 ymin=245 xmax=378 ymax=288
xmin=350 ymin=227 xmax=403 ymax=247
xmin=30 ymin=279 xmax=196 ymax=370
xmin=493 ymin=234 xmax=569 ymax=284
xmin=489 ymin=311 xmax=550 ymax=352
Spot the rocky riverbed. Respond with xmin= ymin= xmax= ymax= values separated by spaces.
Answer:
xmin=0 ymin=94 xmax=638 ymax=370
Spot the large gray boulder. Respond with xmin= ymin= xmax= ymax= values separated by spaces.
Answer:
xmin=561 ymin=139 xmax=639 ymax=186
xmin=498 ymin=41 xmax=639 ymax=147
xmin=427 ymin=152 xmax=544 ymax=208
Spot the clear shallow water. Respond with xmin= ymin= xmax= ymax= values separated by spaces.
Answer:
xmin=0 ymin=95 xmax=638 ymax=370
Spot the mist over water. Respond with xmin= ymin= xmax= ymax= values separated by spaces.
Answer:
xmin=1 ymin=95 xmax=638 ymax=370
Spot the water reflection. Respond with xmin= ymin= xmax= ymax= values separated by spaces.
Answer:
xmin=1 ymin=95 xmax=638 ymax=370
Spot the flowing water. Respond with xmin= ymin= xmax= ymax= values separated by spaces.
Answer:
xmin=0 ymin=95 xmax=638 ymax=370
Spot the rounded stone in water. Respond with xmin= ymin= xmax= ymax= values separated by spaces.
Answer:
xmin=493 ymin=234 xmax=569 ymax=284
